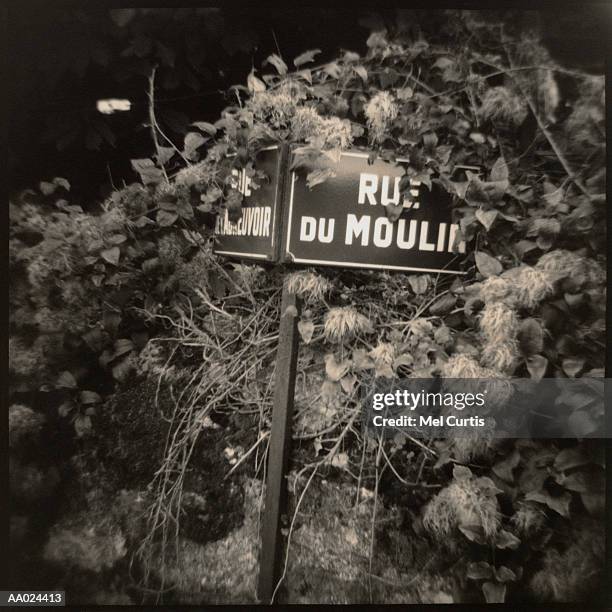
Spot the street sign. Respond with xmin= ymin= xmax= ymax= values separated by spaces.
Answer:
xmin=213 ymin=146 xmax=283 ymax=262
xmin=282 ymin=150 xmax=466 ymax=274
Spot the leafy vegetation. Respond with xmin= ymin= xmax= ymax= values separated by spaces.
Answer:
xmin=9 ymin=10 xmax=605 ymax=605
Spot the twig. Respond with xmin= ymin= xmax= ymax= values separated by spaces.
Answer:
xmin=147 ymin=67 xmax=169 ymax=185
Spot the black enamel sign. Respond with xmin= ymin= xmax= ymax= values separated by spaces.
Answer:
xmin=213 ymin=146 xmax=282 ymax=262
xmin=214 ymin=147 xmax=466 ymax=274
xmin=282 ymin=151 xmax=465 ymax=274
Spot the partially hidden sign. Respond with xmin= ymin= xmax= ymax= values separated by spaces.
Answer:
xmin=214 ymin=147 xmax=466 ymax=274
xmin=213 ymin=146 xmax=282 ymax=262
xmin=284 ymin=151 xmax=465 ymax=274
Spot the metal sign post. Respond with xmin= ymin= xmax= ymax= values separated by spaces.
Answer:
xmin=257 ymin=280 xmax=301 ymax=603
xmin=212 ymin=145 xmax=468 ymax=604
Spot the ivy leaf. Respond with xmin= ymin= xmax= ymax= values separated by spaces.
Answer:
xmin=56 ymin=371 xmax=77 ymax=389
xmin=155 ymin=146 xmax=175 ymax=165
xmin=100 ymin=246 xmax=121 ymax=266
xmin=408 ymin=274 xmax=429 ymax=295
xmin=157 ymin=209 xmax=179 ymax=227
xmin=490 ymin=157 xmax=509 ymax=183
xmin=553 ymin=446 xmax=591 ymax=472
xmin=475 ymin=209 xmax=498 ymax=231
xmin=264 ymin=53 xmax=288 ymax=75
xmin=184 ymin=132 xmax=206 ymax=160
xmin=429 ymin=294 xmax=457 ymax=316
xmin=385 ymin=200 xmax=403 ymax=222
xmin=492 ymin=448 xmax=521 ymax=483
xmin=113 ymin=338 xmax=135 ymax=357
xmin=80 ymin=390 xmax=102 ymax=405
xmin=466 ymin=561 xmax=493 ymax=580
xmin=526 ymin=490 xmax=571 ymax=518
xmin=293 ymin=48 xmax=321 ymax=67
xmin=518 ymin=319 xmax=544 ymax=356
xmin=526 ymin=354 xmax=548 ymax=380
xmin=568 ymin=410 xmax=599 ymax=437
xmin=482 ymin=582 xmax=506 ymax=604
xmin=556 ymin=468 xmax=605 ymax=494
xmin=298 ymin=319 xmax=315 ymax=344
xmin=58 ymin=401 xmax=75 ymax=417
xmin=495 ymin=529 xmax=520 ymax=550
xmin=495 ymin=567 xmax=517 ymax=583
xmin=74 ymin=414 xmax=92 ymax=437
xmin=475 ymin=251 xmax=502 ymax=277
xmin=131 ymin=158 xmax=164 ymax=185
xmin=192 ymin=121 xmax=217 ymax=136
xmin=306 ymin=168 xmax=336 ymax=189
xmin=458 ymin=523 xmax=487 ymax=545
xmin=562 ymin=357 xmax=585 ymax=378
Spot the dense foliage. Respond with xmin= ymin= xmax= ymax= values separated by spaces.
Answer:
xmin=9 ymin=10 xmax=606 ymax=604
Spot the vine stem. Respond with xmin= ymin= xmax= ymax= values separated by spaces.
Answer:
xmin=488 ymin=49 xmax=593 ymax=202
xmin=147 ymin=66 xmax=169 ymax=185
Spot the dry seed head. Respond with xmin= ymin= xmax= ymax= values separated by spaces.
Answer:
xmin=423 ymin=477 xmax=501 ymax=539
xmin=536 ymin=249 xmax=605 ymax=288
xmin=323 ymin=306 xmax=372 ymax=342
xmin=286 ymin=271 xmax=332 ymax=301
xmin=441 ymin=354 xmax=488 ymax=379
xmin=514 ymin=266 xmax=554 ymax=308
xmin=364 ymin=91 xmax=399 ymax=143
xmin=479 ymin=86 xmax=528 ymax=126
xmin=369 ymin=342 xmax=396 ymax=368
xmin=479 ymin=276 xmax=515 ymax=305
xmin=511 ymin=501 xmax=547 ymax=537
xmin=479 ymin=302 xmax=518 ymax=344
xmin=480 ymin=340 xmax=518 ymax=374
xmin=450 ymin=433 xmax=494 ymax=462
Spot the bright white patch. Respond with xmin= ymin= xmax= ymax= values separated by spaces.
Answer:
xmin=96 ymin=99 xmax=131 ymax=114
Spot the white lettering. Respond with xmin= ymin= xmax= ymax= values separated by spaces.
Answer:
xmin=299 ymin=216 xmax=317 ymax=242
xmin=358 ymin=173 xmax=378 ymax=205
xmin=373 ymin=217 xmax=393 ymax=248
xmin=345 ymin=214 xmax=370 ymax=246
xmin=318 ymin=218 xmax=335 ymax=243
xmin=419 ymin=221 xmax=436 ymax=251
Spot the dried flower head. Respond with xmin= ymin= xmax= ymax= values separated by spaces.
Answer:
xmin=479 ymin=302 xmax=518 ymax=344
xmin=423 ymin=469 xmax=501 ymax=539
xmin=480 ymin=340 xmax=518 ymax=374
xmin=364 ymin=91 xmax=398 ymax=143
xmin=442 ymin=354 xmax=489 ymax=379
xmin=514 ymin=266 xmax=553 ymax=308
xmin=536 ymin=249 xmax=605 ymax=288
xmin=511 ymin=501 xmax=547 ymax=537
xmin=287 ymin=270 xmax=332 ymax=301
xmin=450 ymin=432 xmax=494 ymax=462
xmin=479 ymin=86 xmax=528 ymax=126
xmin=323 ymin=306 xmax=372 ymax=342
xmin=369 ymin=342 xmax=395 ymax=371
xmin=479 ymin=276 xmax=515 ymax=305
xmin=291 ymin=107 xmax=353 ymax=150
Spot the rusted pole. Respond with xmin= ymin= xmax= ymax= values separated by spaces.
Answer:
xmin=257 ymin=278 xmax=300 ymax=604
